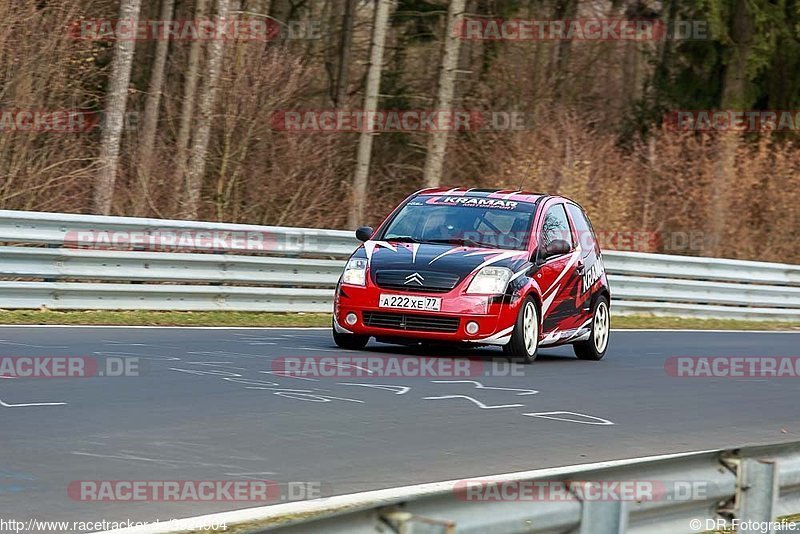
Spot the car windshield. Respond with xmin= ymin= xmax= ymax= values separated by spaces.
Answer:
xmin=381 ymin=196 xmax=536 ymax=251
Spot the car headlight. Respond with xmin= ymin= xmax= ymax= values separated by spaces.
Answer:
xmin=466 ymin=266 xmax=512 ymax=295
xmin=341 ymin=258 xmax=368 ymax=286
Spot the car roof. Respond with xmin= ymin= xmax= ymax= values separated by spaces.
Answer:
xmin=415 ymin=187 xmax=546 ymax=204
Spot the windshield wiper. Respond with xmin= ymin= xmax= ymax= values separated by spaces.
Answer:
xmin=385 ymin=235 xmax=422 ymax=243
xmin=426 ymin=238 xmax=502 ymax=249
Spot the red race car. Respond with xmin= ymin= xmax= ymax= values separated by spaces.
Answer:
xmin=332 ymin=188 xmax=611 ymax=363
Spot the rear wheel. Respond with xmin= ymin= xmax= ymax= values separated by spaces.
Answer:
xmin=573 ymin=296 xmax=610 ymax=361
xmin=332 ymin=321 xmax=369 ymax=350
xmin=503 ymin=296 xmax=539 ymax=364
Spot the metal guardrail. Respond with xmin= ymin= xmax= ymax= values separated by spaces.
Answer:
xmin=105 ymin=440 xmax=800 ymax=533
xmin=0 ymin=209 xmax=798 ymax=320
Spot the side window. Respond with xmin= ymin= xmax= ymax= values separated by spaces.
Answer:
xmin=566 ymin=203 xmax=595 ymax=251
xmin=541 ymin=204 xmax=574 ymax=248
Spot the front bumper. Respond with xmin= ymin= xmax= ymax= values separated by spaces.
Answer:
xmin=334 ymin=283 xmax=519 ymax=345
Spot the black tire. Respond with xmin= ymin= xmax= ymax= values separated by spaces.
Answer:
xmin=573 ymin=296 xmax=610 ymax=361
xmin=332 ymin=322 xmax=369 ymax=350
xmin=502 ymin=296 xmax=539 ymax=364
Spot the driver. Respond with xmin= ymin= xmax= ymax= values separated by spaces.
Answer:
xmin=422 ymin=209 xmax=460 ymax=241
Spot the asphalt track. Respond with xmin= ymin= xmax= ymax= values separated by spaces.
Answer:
xmin=1 ymin=326 xmax=799 ymax=532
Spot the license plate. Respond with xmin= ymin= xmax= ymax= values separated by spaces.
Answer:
xmin=378 ymin=294 xmax=441 ymax=311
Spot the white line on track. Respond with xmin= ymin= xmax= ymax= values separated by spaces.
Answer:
xmin=0 ymin=398 xmax=66 ymax=408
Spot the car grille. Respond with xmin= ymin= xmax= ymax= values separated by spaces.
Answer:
xmin=373 ymin=270 xmax=461 ymax=293
xmin=362 ymin=312 xmax=460 ymax=333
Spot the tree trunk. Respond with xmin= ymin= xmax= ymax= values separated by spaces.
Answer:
xmin=422 ymin=0 xmax=466 ymax=188
xmin=709 ymin=0 xmax=754 ymax=257
xmin=135 ymin=0 xmax=175 ymax=215
xmin=174 ymin=0 xmax=209 ymax=213
xmin=333 ymin=0 xmax=356 ymax=107
xmin=183 ymin=0 xmax=230 ymax=220
xmin=550 ymin=0 xmax=578 ymax=99
xmin=93 ymin=0 xmax=142 ymax=215
xmin=268 ymin=0 xmax=292 ymax=43
xmin=347 ymin=0 xmax=393 ymax=227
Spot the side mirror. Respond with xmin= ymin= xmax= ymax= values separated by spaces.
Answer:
xmin=355 ymin=226 xmax=374 ymax=242
xmin=537 ymin=239 xmax=571 ymax=263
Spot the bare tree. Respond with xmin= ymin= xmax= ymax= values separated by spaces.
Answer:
xmin=174 ymin=0 xmax=210 ymax=210
xmin=708 ymin=0 xmax=754 ymax=257
xmin=135 ymin=0 xmax=175 ymax=215
xmin=183 ymin=0 xmax=231 ymax=219
xmin=422 ymin=0 xmax=466 ymax=188
xmin=93 ymin=0 xmax=142 ymax=215
xmin=348 ymin=0 xmax=393 ymax=227
xmin=333 ymin=0 xmax=356 ymax=107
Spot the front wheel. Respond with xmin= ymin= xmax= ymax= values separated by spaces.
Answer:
xmin=503 ymin=296 xmax=539 ymax=364
xmin=573 ymin=296 xmax=610 ymax=361
xmin=332 ymin=322 xmax=369 ymax=350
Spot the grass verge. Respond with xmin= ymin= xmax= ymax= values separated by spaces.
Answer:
xmin=0 ymin=310 xmax=797 ymax=330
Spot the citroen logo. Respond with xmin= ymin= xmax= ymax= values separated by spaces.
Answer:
xmin=404 ymin=272 xmax=425 ymax=285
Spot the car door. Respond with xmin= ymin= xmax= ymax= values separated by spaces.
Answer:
xmin=566 ymin=202 xmax=601 ymax=324
xmin=532 ymin=202 xmax=582 ymax=334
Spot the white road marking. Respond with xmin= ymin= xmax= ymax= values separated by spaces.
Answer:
xmin=430 ymin=380 xmax=538 ymax=395
xmin=0 ymin=398 xmax=66 ymax=408
xmin=169 ymin=367 xmax=242 ymax=377
xmin=268 ymin=391 xmax=364 ymax=403
xmin=185 ymin=362 xmax=247 ymax=370
xmin=224 ymin=471 xmax=277 ymax=478
xmin=522 ymin=411 xmax=614 ymax=426
xmin=93 ymin=351 xmax=181 ymax=361
xmin=260 ymin=370 xmax=319 ymax=382
xmin=224 ymin=377 xmax=281 ymax=387
xmin=423 ymin=395 xmax=523 ymax=409
xmin=0 ymin=340 xmax=68 ymax=348
xmin=185 ymin=350 xmax=264 ymax=359
xmin=338 ymin=383 xmax=410 ymax=395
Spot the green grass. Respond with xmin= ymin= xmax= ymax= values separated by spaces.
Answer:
xmin=610 ymin=315 xmax=800 ymax=331
xmin=0 ymin=309 xmax=797 ymax=330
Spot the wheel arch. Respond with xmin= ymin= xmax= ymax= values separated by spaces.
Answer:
xmin=519 ymin=284 xmax=543 ymax=325
xmin=593 ymin=287 xmax=610 ymax=310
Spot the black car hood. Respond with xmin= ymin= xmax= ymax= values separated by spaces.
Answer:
xmin=352 ymin=240 xmax=530 ymax=280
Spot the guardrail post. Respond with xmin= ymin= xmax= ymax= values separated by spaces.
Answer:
xmin=736 ymin=459 xmax=778 ymax=534
xmin=577 ymin=482 xmax=628 ymax=534
xmin=380 ymin=509 xmax=456 ymax=533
